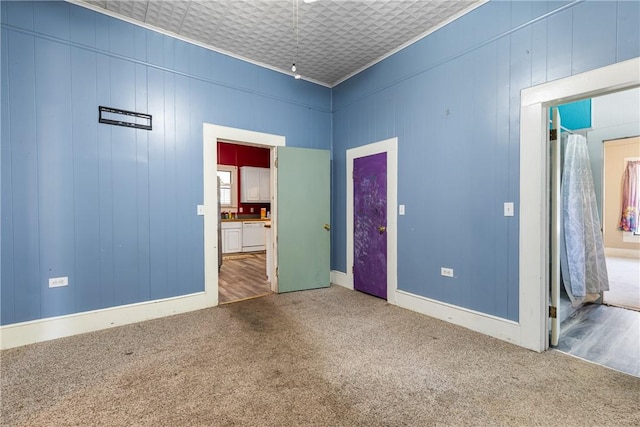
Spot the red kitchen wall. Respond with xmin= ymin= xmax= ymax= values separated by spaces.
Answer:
xmin=217 ymin=141 xmax=271 ymax=215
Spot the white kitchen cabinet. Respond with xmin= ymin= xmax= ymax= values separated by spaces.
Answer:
xmin=221 ymin=222 xmax=242 ymax=253
xmin=240 ymin=166 xmax=270 ymax=203
xmin=259 ymin=168 xmax=270 ymax=201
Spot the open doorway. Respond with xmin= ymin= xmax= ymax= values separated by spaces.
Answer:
xmin=203 ymin=124 xmax=284 ymax=307
xmin=203 ymin=124 xmax=331 ymax=307
xmin=518 ymin=57 xmax=639 ymax=356
xmin=217 ymin=141 xmax=273 ymax=304
xmin=547 ymin=88 xmax=640 ymax=376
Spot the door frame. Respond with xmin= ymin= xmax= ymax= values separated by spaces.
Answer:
xmin=519 ymin=57 xmax=639 ymax=352
xmin=203 ymin=124 xmax=285 ymax=304
xmin=346 ymin=137 xmax=398 ymax=304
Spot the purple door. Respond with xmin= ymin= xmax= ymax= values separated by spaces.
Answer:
xmin=353 ymin=152 xmax=387 ymax=299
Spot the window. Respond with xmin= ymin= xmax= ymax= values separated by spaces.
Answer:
xmin=217 ymin=165 xmax=237 ymax=209
xmin=620 ymin=159 xmax=640 ymax=242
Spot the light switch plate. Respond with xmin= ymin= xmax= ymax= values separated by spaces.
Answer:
xmin=197 ymin=205 xmax=204 ymax=216
xmin=399 ymin=204 xmax=405 ymax=215
xmin=504 ymin=202 xmax=514 ymax=217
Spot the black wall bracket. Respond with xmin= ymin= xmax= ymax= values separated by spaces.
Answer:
xmin=99 ymin=106 xmax=152 ymax=131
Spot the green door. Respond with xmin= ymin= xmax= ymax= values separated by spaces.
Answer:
xmin=277 ymin=147 xmax=330 ymax=293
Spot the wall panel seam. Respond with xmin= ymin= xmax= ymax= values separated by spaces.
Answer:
xmin=6 ymin=29 xmax=16 ymax=323
xmin=32 ymin=28 xmax=42 ymax=320
xmin=70 ymin=32 xmax=78 ymax=314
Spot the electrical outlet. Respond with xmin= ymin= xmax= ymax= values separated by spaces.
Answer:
xmin=239 ymin=207 xmax=243 ymax=213
xmin=250 ymin=207 xmax=254 ymax=213
xmin=197 ymin=205 xmax=204 ymax=216
xmin=49 ymin=276 xmax=68 ymax=288
xmin=399 ymin=204 xmax=405 ymax=215
xmin=440 ymin=267 xmax=454 ymax=278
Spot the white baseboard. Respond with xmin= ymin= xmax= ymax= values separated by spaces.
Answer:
xmin=0 ymin=291 xmax=217 ymax=350
xmin=1 ymin=279 xmax=526 ymax=352
xmin=394 ymin=290 xmax=524 ymax=348
xmin=330 ymin=270 xmax=352 ymax=289
xmin=329 ymin=273 xmax=525 ymax=350
xmin=605 ymin=247 xmax=640 ymax=259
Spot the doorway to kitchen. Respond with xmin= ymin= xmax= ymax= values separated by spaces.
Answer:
xmin=203 ymin=124 xmax=284 ymax=306
xmin=217 ymin=140 xmax=273 ymax=304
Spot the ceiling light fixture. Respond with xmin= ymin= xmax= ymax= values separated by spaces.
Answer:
xmin=292 ymin=0 xmax=302 ymax=80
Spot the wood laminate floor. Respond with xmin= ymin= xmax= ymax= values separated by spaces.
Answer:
xmin=556 ymin=303 xmax=640 ymax=377
xmin=218 ymin=252 xmax=272 ymax=304
xmin=554 ymin=256 xmax=639 ymax=376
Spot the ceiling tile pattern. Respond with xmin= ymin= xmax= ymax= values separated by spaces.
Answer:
xmin=80 ymin=0 xmax=482 ymax=86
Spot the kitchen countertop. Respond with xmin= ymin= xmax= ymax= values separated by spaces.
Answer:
xmin=221 ymin=218 xmax=270 ymax=223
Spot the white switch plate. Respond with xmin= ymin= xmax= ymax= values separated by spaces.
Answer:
xmin=440 ymin=267 xmax=454 ymax=278
xmin=49 ymin=276 xmax=68 ymax=288
xmin=399 ymin=204 xmax=405 ymax=215
xmin=239 ymin=207 xmax=243 ymax=213
xmin=197 ymin=205 xmax=204 ymax=216
xmin=504 ymin=202 xmax=514 ymax=217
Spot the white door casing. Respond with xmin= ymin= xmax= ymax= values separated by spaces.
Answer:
xmin=203 ymin=124 xmax=285 ymax=301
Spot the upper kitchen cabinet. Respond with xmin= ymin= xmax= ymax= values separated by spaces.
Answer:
xmin=258 ymin=168 xmax=270 ymax=202
xmin=241 ymin=166 xmax=271 ymax=203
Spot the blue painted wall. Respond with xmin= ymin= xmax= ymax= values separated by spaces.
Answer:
xmin=2 ymin=0 xmax=639 ymax=328
xmin=331 ymin=0 xmax=639 ymax=321
xmin=0 ymin=1 xmax=331 ymax=325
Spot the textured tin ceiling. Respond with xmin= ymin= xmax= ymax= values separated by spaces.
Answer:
xmin=75 ymin=0 xmax=484 ymax=87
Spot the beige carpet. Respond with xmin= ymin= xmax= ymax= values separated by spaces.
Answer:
xmin=2 ymin=286 xmax=639 ymax=426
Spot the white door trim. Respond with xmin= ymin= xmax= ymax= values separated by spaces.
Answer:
xmin=519 ymin=57 xmax=640 ymax=352
xmin=203 ymin=124 xmax=285 ymax=300
xmin=346 ymin=138 xmax=398 ymax=304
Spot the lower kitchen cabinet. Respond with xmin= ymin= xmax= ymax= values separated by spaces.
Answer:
xmin=221 ymin=222 xmax=242 ymax=253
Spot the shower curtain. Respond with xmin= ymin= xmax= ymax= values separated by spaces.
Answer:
xmin=560 ymin=134 xmax=609 ymax=307
xmin=619 ymin=160 xmax=639 ymax=233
